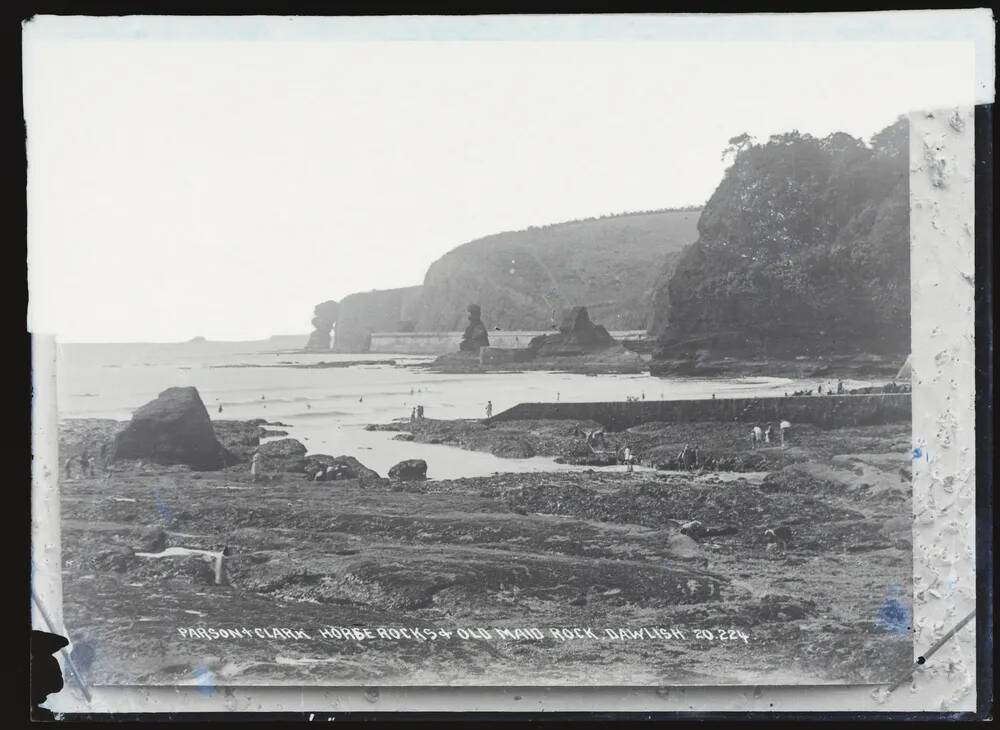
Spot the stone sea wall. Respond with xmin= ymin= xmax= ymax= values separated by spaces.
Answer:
xmin=490 ymin=393 xmax=911 ymax=431
xmin=367 ymin=330 xmax=646 ymax=355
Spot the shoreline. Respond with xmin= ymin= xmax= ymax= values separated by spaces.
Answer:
xmin=57 ymin=399 xmax=911 ymax=686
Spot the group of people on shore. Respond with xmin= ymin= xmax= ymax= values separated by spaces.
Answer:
xmin=63 ymin=444 xmax=110 ymax=479
xmin=410 ymin=404 xmax=426 ymax=422
xmin=749 ymin=420 xmax=792 ymax=448
xmin=788 ymin=380 xmax=846 ymax=397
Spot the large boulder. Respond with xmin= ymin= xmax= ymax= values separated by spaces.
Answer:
xmin=259 ymin=438 xmax=308 ymax=460
xmin=111 ymin=387 xmax=229 ymax=469
xmin=458 ymin=304 xmax=490 ymax=352
xmin=292 ymin=454 xmax=381 ymax=481
xmin=529 ymin=306 xmax=615 ymax=356
xmin=388 ymin=459 xmax=428 ymax=481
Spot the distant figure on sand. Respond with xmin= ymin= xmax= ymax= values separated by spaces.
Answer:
xmin=750 ymin=426 xmax=763 ymax=448
xmin=417 ymin=405 xmax=424 ymax=420
xmin=250 ymin=449 xmax=262 ymax=483
xmin=410 ymin=407 xmax=416 ymax=422
xmin=218 ymin=403 xmax=223 ymax=413
xmin=780 ymin=420 xmax=791 ymax=448
xmin=764 ymin=425 xmax=772 ymax=444
xmin=817 ymin=384 xmax=823 ymax=395
xmin=837 ymin=380 xmax=845 ymax=394
xmin=485 ymin=400 xmax=493 ymax=419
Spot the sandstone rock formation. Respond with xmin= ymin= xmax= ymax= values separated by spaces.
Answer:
xmin=388 ymin=459 xmax=428 ymax=481
xmin=528 ymin=306 xmax=616 ymax=356
xmin=458 ymin=304 xmax=490 ymax=352
xmin=305 ymin=300 xmax=338 ymax=351
xmin=111 ymin=387 xmax=229 ymax=469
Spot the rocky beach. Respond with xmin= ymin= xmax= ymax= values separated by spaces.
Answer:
xmin=58 ymin=383 xmax=912 ymax=687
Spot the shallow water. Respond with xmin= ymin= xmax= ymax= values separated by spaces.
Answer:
xmin=55 ymin=339 xmax=872 ymax=479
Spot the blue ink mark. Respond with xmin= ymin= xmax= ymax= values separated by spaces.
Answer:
xmin=912 ymin=447 xmax=923 ymax=460
xmin=153 ymin=490 xmax=173 ymax=524
xmin=875 ymin=585 xmax=911 ymax=635
xmin=192 ymin=666 xmax=216 ymax=696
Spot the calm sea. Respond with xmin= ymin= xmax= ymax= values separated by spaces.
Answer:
xmin=53 ymin=339 xmax=867 ymax=479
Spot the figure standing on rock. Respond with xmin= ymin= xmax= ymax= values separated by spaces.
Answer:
xmin=485 ymin=400 xmax=493 ymax=419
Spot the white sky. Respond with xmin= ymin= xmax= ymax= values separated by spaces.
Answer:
xmin=24 ymin=21 xmax=982 ymax=342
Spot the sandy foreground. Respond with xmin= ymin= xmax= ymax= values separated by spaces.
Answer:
xmin=56 ymin=416 xmax=912 ymax=687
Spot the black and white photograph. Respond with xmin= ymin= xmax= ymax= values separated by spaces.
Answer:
xmin=25 ymin=11 xmax=989 ymax=712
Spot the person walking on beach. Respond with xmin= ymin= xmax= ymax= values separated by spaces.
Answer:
xmin=485 ymin=400 xmax=493 ymax=419
xmin=837 ymin=379 xmax=845 ymax=394
xmin=750 ymin=425 xmax=763 ymax=449
xmin=417 ymin=405 xmax=424 ymax=420
xmin=410 ymin=407 xmax=416 ymax=423
xmin=250 ymin=449 xmax=262 ymax=483
xmin=622 ymin=446 xmax=634 ymax=473
xmin=764 ymin=425 xmax=772 ymax=444
xmin=218 ymin=403 xmax=223 ymax=414
xmin=780 ymin=420 xmax=791 ymax=448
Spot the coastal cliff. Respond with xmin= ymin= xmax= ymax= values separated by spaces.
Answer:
xmin=333 ymin=286 xmax=422 ymax=351
xmin=651 ymin=120 xmax=909 ymax=360
xmin=316 ymin=208 xmax=701 ymax=350
xmin=414 ymin=208 xmax=700 ymax=332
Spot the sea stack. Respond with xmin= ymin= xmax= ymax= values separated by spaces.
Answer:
xmin=305 ymin=300 xmax=339 ymax=351
xmin=529 ymin=305 xmax=615 ymax=356
xmin=111 ymin=386 xmax=229 ymax=470
xmin=459 ymin=304 xmax=490 ymax=352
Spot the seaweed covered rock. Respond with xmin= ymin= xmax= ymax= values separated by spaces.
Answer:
xmin=388 ymin=459 xmax=428 ymax=481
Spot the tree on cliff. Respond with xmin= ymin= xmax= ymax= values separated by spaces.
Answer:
xmin=653 ymin=118 xmax=909 ymax=357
